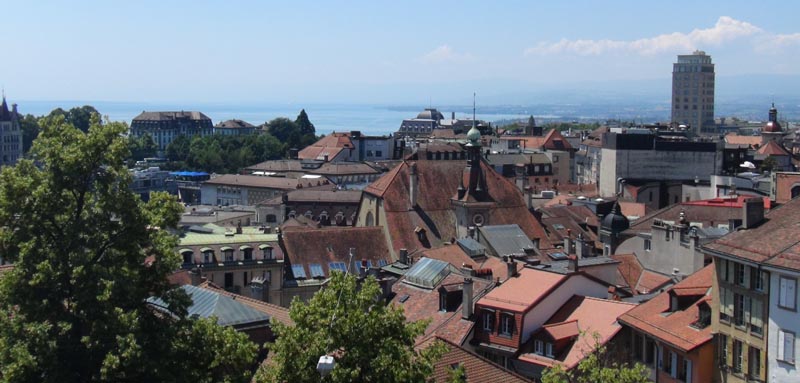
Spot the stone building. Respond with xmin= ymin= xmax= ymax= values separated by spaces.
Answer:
xmin=671 ymin=51 xmax=715 ymax=134
xmin=0 ymin=97 xmax=22 ymax=166
xmin=130 ymin=111 xmax=213 ymax=152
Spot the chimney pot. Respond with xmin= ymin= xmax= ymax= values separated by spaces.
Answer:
xmin=399 ymin=248 xmax=409 ymax=265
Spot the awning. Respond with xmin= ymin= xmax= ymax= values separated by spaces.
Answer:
xmin=178 ymin=248 xmax=194 ymax=254
xmin=258 ymin=244 xmax=273 ymax=250
xmin=239 ymin=245 xmax=253 ymax=251
xmin=200 ymin=247 xmax=213 ymax=253
xmin=220 ymin=246 xmax=234 ymax=252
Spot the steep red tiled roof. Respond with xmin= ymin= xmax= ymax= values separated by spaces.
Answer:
xmin=704 ymin=196 xmax=800 ymax=270
xmin=519 ymin=295 xmax=635 ymax=369
xmin=619 ymin=201 xmax=648 ymax=219
xmin=756 ymin=140 xmax=791 ymax=156
xmin=618 ymin=265 xmax=714 ymax=352
xmin=428 ymin=337 xmax=531 ymax=383
xmin=637 ymin=270 xmax=672 ymax=295
xmin=365 ymin=160 xmax=549 ymax=253
xmin=611 ymin=253 xmax=643 ymax=292
xmin=281 ymin=226 xmax=392 ymax=277
xmin=393 ymin=271 xmax=493 ymax=345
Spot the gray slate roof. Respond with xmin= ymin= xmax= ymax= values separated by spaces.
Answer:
xmin=148 ymin=285 xmax=271 ymax=327
xmin=478 ymin=224 xmax=535 ymax=257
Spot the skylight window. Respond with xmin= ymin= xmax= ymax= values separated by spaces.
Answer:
xmin=329 ymin=262 xmax=348 ymax=274
xmin=291 ymin=264 xmax=307 ymax=279
xmin=309 ymin=263 xmax=325 ymax=278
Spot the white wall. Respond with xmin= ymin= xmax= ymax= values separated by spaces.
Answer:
xmin=767 ymin=268 xmax=799 ymax=382
xmin=520 ymin=274 xmax=609 ymax=344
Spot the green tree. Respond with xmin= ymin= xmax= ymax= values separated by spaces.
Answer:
xmin=760 ymin=156 xmax=778 ymax=172
xmin=19 ymin=113 xmax=41 ymax=153
xmin=128 ymin=133 xmax=158 ymax=162
xmin=0 ymin=115 xmax=257 ymax=382
xmin=254 ymin=272 xmax=446 ymax=383
xmin=166 ymin=133 xmax=192 ymax=162
xmin=265 ymin=117 xmax=298 ymax=144
xmin=541 ymin=333 xmax=649 ymax=383
xmin=295 ymin=109 xmax=316 ymax=136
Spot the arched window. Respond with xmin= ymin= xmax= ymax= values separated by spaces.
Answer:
xmin=179 ymin=249 xmax=194 ymax=264
xmin=365 ymin=211 xmax=375 ymax=227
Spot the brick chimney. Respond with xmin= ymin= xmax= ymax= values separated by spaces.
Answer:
xmin=462 ymin=277 xmax=474 ymax=319
xmin=505 ymin=256 xmax=518 ymax=279
xmin=461 ymin=263 xmax=475 ymax=277
xmin=399 ymin=248 xmax=408 ymax=265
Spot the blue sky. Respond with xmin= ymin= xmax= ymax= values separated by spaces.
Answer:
xmin=2 ymin=0 xmax=799 ymax=104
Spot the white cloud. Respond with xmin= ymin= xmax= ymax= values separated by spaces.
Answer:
xmin=525 ymin=16 xmax=776 ymax=56
xmin=419 ymin=45 xmax=473 ymax=63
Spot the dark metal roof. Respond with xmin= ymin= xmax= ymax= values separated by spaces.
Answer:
xmin=478 ymin=224 xmax=536 ymax=257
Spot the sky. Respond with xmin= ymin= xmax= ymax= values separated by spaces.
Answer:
xmin=2 ymin=0 xmax=799 ymax=105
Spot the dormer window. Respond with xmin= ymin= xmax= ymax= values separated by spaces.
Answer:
xmin=534 ymin=340 xmax=544 ymax=355
xmin=481 ymin=309 xmax=495 ymax=331
xmin=500 ymin=313 xmax=515 ymax=336
xmin=546 ymin=342 xmax=554 ymax=357
xmin=259 ymin=244 xmax=274 ymax=260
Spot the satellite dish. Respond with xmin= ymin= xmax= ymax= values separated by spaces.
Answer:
xmin=740 ymin=161 xmax=756 ymax=169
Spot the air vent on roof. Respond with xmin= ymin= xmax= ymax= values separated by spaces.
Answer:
xmin=398 ymin=294 xmax=410 ymax=303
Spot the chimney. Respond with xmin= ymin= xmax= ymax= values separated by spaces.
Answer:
xmin=505 ymin=256 xmax=518 ymax=279
xmin=409 ymin=163 xmax=418 ymax=208
xmin=742 ymin=198 xmax=765 ymax=229
xmin=575 ymin=233 xmax=587 ymax=259
xmin=452 ymin=111 xmax=455 ymax=120
xmin=468 ymin=226 xmax=476 ymax=239
xmin=461 ymin=263 xmax=475 ymax=277
xmin=189 ymin=269 xmax=204 ymax=286
xmin=563 ymin=229 xmax=573 ymax=254
xmin=360 ymin=259 xmax=368 ymax=278
xmin=323 ymin=154 xmax=329 ymax=162
xmin=567 ymin=255 xmax=579 ymax=273
xmin=349 ymin=248 xmax=357 ymax=273
xmin=399 ymin=248 xmax=409 ymax=265
xmin=515 ymin=163 xmax=526 ymax=192
xmin=462 ymin=277 xmax=474 ymax=319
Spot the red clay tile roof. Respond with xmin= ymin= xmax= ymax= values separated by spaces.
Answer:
xmin=499 ymin=129 xmax=574 ymax=151
xmin=756 ymin=140 xmax=791 ymax=156
xmin=724 ymin=133 xmax=762 ymax=148
xmin=393 ymin=270 xmax=493 ymax=345
xmin=365 ymin=159 xmax=549 ymax=253
xmin=625 ymin=197 xmax=750 ymax=235
xmin=281 ymin=226 xmax=393 ymax=277
xmin=703 ymin=196 xmax=800 ymax=270
xmin=298 ymin=132 xmax=355 ymax=161
xmin=618 ymin=265 xmax=713 ymax=352
xmin=520 ymin=295 xmax=635 ymax=369
xmin=478 ymin=268 xmax=567 ymax=312
xmin=611 ymin=253 xmax=643 ymax=292
xmin=542 ymin=319 xmax=580 ymax=341
xmin=636 ymin=270 xmax=673 ymax=295
xmin=199 ymin=282 xmax=293 ymax=325
xmin=619 ymin=201 xmax=648 ymax=219
xmin=428 ymin=337 xmax=531 ymax=383
xmin=421 ymin=245 xmax=524 ymax=283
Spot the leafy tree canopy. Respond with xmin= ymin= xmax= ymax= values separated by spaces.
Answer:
xmin=541 ymin=333 xmax=649 ymax=383
xmin=0 ymin=115 xmax=257 ymax=382
xmin=165 ymin=133 xmax=284 ymax=173
xmin=254 ymin=272 xmax=446 ymax=383
xmin=46 ymin=105 xmax=99 ymax=132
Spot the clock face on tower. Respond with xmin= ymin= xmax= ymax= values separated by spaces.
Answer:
xmin=472 ymin=213 xmax=485 ymax=226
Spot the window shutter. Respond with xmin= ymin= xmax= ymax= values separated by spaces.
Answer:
xmin=726 ymin=260 xmax=734 ymax=283
xmin=725 ymin=289 xmax=734 ymax=316
xmin=743 ymin=265 xmax=750 ymax=287
xmin=686 ymin=359 xmax=693 ymax=383
xmin=788 ymin=279 xmax=797 ymax=310
xmin=779 ymin=331 xmax=786 ymax=360
xmin=751 ymin=299 xmax=763 ymax=328
xmin=744 ymin=296 xmax=751 ymax=325
xmin=780 ymin=277 xmax=788 ymax=307
xmin=787 ymin=332 xmax=795 ymax=363
xmin=671 ymin=352 xmax=677 ymax=377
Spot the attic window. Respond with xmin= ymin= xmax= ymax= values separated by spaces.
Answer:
xmin=692 ymin=303 xmax=712 ymax=329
